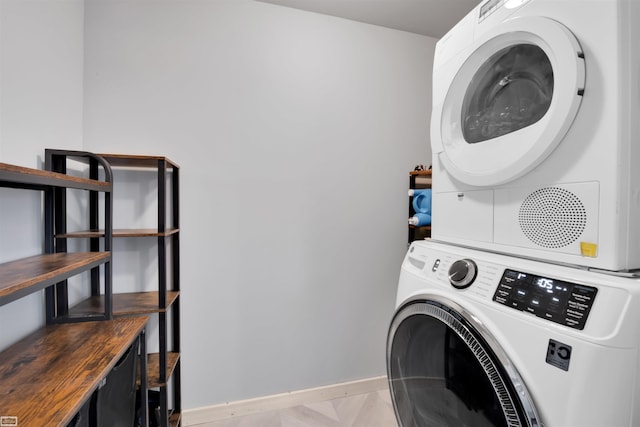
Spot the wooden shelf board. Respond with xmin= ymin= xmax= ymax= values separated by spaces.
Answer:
xmin=57 ymin=228 xmax=180 ymax=238
xmin=114 ymin=228 xmax=179 ymax=237
xmin=0 ymin=252 xmax=110 ymax=305
xmin=71 ymin=291 xmax=180 ymax=316
xmin=409 ymin=225 xmax=432 ymax=230
xmin=0 ymin=317 xmax=147 ymax=427
xmin=409 ymin=170 xmax=432 ymax=176
xmin=99 ymin=154 xmax=179 ymax=169
xmin=147 ymin=352 xmax=180 ymax=388
xmin=0 ymin=162 xmax=110 ymax=191
xmin=170 ymin=412 xmax=181 ymax=427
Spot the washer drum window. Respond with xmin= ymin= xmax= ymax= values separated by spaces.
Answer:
xmin=386 ymin=298 xmax=540 ymax=427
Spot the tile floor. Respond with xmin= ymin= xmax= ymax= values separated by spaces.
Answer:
xmin=195 ymin=389 xmax=398 ymax=427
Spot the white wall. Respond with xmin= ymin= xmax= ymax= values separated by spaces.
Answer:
xmin=0 ymin=0 xmax=436 ymax=413
xmin=84 ymin=0 xmax=435 ymax=410
xmin=0 ymin=0 xmax=84 ymax=166
xmin=0 ymin=0 xmax=84 ymax=348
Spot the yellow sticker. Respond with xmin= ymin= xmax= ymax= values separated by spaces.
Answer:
xmin=580 ymin=242 xmax=598 ymax=257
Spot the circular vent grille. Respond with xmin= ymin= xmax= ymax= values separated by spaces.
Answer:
xmin=519 ymin=187 xmax=587 ymax=248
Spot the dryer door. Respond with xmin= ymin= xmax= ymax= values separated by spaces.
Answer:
xmin=431 ymin=16 xmax=585 ymax=187
xmin=387 ymin=298 xmax=540 ymax=427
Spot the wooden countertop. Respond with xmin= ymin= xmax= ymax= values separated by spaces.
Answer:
xmin=0 ymin=316 xmax=148 ymax=426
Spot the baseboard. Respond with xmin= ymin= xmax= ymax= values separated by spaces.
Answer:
xmin=182 ymin=375 xmax=389 ymax=426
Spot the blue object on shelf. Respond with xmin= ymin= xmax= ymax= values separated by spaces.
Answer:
xmin=412 ymin=189 xmax=432 ymax=214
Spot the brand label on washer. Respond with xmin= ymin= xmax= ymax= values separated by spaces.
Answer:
xmin=546 ymin=339 xmax=572 ymax=371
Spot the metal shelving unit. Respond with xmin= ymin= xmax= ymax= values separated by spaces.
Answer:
xmin=0 ymin=159 xmax=148 ymax=426
xmin=98 ymin=153 xmax=181 ymax=427
xmin=44 ymin=150 xmax=181 ymax=426
xmin=408 ymin=169 xmax=432 ymax=245
xmin=44 ymin=150 xmax=114 ymax=322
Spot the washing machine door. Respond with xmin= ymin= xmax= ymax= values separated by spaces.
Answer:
xmin=387 ymin=297 xmax=540 ymax=427
xmin=432 ymin=16 xmax=585 ymax=187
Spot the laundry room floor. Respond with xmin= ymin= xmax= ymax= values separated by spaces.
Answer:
xmin=194 ymin=389 xmax=397 ymax=427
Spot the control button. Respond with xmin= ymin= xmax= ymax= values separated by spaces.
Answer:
xmin=432 ymin=259 xmax=441 ymax=272
xmin=449 ymin=259 xmax=478 ymax=289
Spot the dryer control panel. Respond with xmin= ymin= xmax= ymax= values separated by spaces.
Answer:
xmin=493 ymin=269 xmax=598 ymax=330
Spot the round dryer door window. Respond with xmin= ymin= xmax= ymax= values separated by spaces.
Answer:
xmin=387 ymin=298 xmax=540 ymax=427
xmin=432 ymin=16 xmax=585 ymax=187
xmin=462 ymin=44 xmax=553 ymax=144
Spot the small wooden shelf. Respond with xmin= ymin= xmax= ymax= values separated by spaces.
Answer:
xmin=0 ymin=162 xmax=111 ymax=191
xmin=70 ymin=291 xmax=180 ymax=316
xmin=57 ymin=228 xmax=180 ymax=238
xmin=0 ymin=252 xmax=111 ymax=306
xmin=170 ymin=412 xmax=181 ymax=427
xmin=113 ymin=228 xmax=180 ymax=237
xmin=99 ymin=154 xmax=180 ymax=169
xmin=147 ymin=352 xmax=181 ymax=388
xmin=0 ymin=317 xmax=147 ymax=427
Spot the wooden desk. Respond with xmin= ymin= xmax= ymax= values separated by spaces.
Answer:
xmin=0 ymin=316 xmax=148 ymax=426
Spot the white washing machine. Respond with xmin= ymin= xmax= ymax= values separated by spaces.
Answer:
xmin=430 ymin=0 xmax=640 ymax=272
xmin=387 ymin=240 xmax=640 ymax=427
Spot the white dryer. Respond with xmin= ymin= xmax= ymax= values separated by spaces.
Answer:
xmin=387 ymin=240 xmax=640 ymax=427
xmin=430 ymin=0 xmax=640 ymax=272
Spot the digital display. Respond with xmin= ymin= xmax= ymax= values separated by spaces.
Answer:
xmin=493 ymin=269 xmax=598 ymax=330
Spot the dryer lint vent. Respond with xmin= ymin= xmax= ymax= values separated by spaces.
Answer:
xmin=518 ymin=187 xmax=587 ymax=249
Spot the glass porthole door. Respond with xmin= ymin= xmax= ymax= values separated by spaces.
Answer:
xmin=386 ymin=298 xmax=540 ymax=427
xmin=431 ymin=16 xmax=585 ymax=187
xmin=462 ymin=44 xmax=553 ymax=145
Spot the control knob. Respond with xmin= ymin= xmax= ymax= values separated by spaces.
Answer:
xmin=449 ymin=259 xmax=477 ymax=289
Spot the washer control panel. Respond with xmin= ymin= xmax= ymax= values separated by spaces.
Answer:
xmin=493 ymin=269 xmax=598 ymax=330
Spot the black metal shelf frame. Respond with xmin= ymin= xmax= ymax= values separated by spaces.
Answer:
xmin=44 ymin=149 xmax=114 ymax=323
xmin=154 ymin=157 xmax=182 ymax=426
xmin=98 ymin=155 xmax=182 ymax=427
xmin=44 ymin=150 xmax=182 ymax=426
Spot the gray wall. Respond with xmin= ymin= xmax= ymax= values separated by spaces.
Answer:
xmin=0 ymin=0 xmax=435 ymax=412
xmin=0 ymin=0 xmax=84 ymax=345
xmin=0 ymin=0 xmax=84 ymax=165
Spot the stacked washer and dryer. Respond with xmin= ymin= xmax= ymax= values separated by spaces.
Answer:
xmin=387 ymin=0 xmax=640 ymax=426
